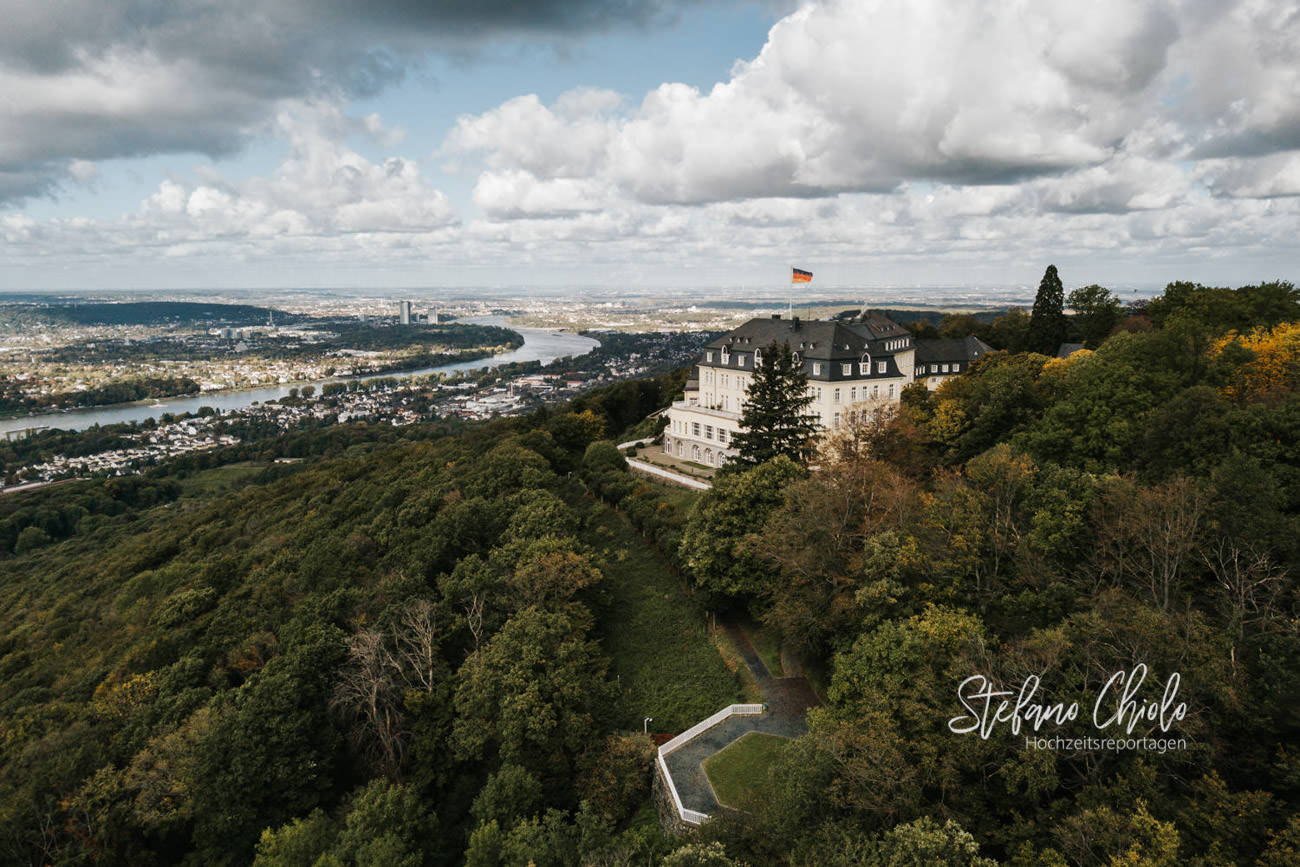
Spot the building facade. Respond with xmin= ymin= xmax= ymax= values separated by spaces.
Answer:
xmin=913 ymin=335 xmax=993 ymax=390
xmin=664 ymin=312 xmax=916 ymax=467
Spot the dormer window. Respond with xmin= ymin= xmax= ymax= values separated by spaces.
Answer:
xmin=812 ymin=362 xmax=823 ymax=375
xmin=841 ymin=363 xmax=852 ymax=376
xmin=721 ymin=349 xmax=730 ymax=364
xmin=754 ymin=348 xmax=763 ymax=365
xmin=860 ymin=354 xmax=871 ymax=375
xmin=706 ymin=351 xmax=714 ymax=362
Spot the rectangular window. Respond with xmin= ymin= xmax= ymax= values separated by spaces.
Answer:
xmin=872 ymin=385 xmax=879 ymax=398
xmin=833 ymin=412 xmax=841 ymax=427
xmin=888 ymin=384 xmax=895 ymax=398
xmin=860 ymin=361 xmax=869 ymax=375
xmin=942 ymin=363 xmax=950 ymax=373
xmin=718 ymin=429 xmax=728 ymax=444
xmin=705 ymin=425 xmax=713 ymax=440
xmin=833 ymin=388 xmax=840 ymax=404
xmin=953 ymin=363 xmax=961 ymax=372
xmin=850 ymin=387 xmax=857 ymax=401
xmin=812 ymin=362 xmax=823 ymax=375
xmin=706 ymin=351 xmax=713 ymax=362
xmin=877 ymin=361 xmax=887 ymax=374
xmin=721 ymin=351 xmax=730 ymax=365
xmin=692 ymin=422 xmax=700 ymax=436
xmin=842 ymin=363 xmax=852 ymax=376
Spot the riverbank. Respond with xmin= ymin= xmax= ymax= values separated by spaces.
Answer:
xmin=0 ymin=320 xmax=597 ymax=436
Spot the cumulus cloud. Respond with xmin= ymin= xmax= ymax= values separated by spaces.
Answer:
xmin=1202 ymin=151 xmax=1300 ymax=198
xmin=3 ymin=0 xmax=1298 ymax=286
xmin=140 ymin=103 xmax=457 ymax=237
xmin=0 ymin=0 xmax=714 ymax=204
xmin=444 ymin=0 xmax=1299 ymax=213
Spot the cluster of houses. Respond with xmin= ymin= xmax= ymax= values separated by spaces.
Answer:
xmin=14 ymin=418 xmax=240 ymax=484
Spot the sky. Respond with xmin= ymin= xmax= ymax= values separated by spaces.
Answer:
xmin=1 ymin=0 xmax=1298 ymax=293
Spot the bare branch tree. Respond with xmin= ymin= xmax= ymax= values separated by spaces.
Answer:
xmin=396 ymin=599 xmax=439 ymax=694
xmin=465 ymin=592 xmax=486 ymax=652
xmin=332 ymin=629 xmax=405 ymax=780
xmin=1092 ymin=475 xmax=1206 ymax=610
xmin=1202 ymin=537 xmax=1286 ymax=639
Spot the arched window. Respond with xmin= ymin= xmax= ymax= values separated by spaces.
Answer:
xmin=705 ymin=449 xmax=713 ymax=465
xmin=754 ymin=348 xmax=763 ymax=365
xmin=859 ymin=353 xmax=871 ymax=375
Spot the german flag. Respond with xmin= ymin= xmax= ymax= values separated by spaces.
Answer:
xmin=792 ymin=268 xmax=813 ymax=283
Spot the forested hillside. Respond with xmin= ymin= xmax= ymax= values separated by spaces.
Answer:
xmin=0 ymin=372 xmax=737 ymax=865
xmin=675 ymin=282 xmax=1300 ymax=865
xmin=3 ymin=281 xmax=1299 ymax=865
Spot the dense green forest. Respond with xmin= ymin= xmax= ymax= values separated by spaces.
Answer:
xmin=0 ymin=371 xmax=725 ymax=865
xmin=2 ymin=280 xmax=1298 ymax=865
xmin=38 ymin=301 xmax=306 ymax=328
xmin=663 ymin=280 xmax=1300 ymax=865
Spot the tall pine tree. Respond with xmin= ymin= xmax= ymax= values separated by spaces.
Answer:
xmin=1029 ymin=264 xmax=1068 ymax=355
xmin=729 ymin=340 xmax=819 ymax=470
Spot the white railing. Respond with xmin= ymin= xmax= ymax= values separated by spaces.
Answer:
xmin=616 ymin=437 xmax=655 ymax=450
xmin=657 ymin=703 xmax=766 ymax=826
xmin=626 ymin=459 xmax=713 ymax=491
xmin=659 ymin=704 xmax=763 ymax=756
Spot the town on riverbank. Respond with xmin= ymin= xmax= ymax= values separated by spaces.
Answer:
xmin=1 ymin=326 xmax=711 ymax=489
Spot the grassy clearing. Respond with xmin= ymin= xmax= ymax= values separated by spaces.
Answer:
xmin=639 ymin=478 xmax=701 ymax=514
xmin=176 ymin=462 xmax=269 ymax=498
xmin=586 ymin=503 xmax=740 ymax=732
xmin=711 ymin=626 xmax=764 ymax=704
xmin=703 ymin=731 xmax=792 ymax=809
xmin=741 ymin=617 xmax=784 ymax=678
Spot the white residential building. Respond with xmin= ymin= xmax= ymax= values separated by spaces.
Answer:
xmin=912 ymin=335 xmax=993 ymax=390
xmin=664 ymin=311 xmax=916 ymax=467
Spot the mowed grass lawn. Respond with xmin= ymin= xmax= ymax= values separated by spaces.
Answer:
xmin=586 ymin=501 xmax=740 ymax=733
xmin=703 ymin=731 xmax=793 ymax=809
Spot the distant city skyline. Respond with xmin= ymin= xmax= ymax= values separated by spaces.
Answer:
xmin=2 ymin=0 xmax=1297 ymax=291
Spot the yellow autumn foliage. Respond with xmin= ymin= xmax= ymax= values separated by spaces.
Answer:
xmin=1210 ymin=321 xmax=1300 ymax=403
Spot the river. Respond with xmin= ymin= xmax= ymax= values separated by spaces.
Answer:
xmin=0 ymin=317 xmax=599 ymax=435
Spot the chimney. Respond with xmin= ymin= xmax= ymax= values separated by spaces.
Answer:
xmin=771 ymin=314 xmax=781 ymax=319
xmin=792 ymin=316 xmax=801 ymax=330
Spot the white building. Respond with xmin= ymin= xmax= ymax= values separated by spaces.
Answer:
xmin=913 ymin=335 xmax=993 ymax=390
xmin=664 ymin=311 xmax=916 ymax=467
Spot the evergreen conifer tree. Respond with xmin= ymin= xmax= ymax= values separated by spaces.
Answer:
xmin=728 ymin=340 xmax=819 ymax=469
xmin=1029 ymin=264 xmax=1068 ymax=354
